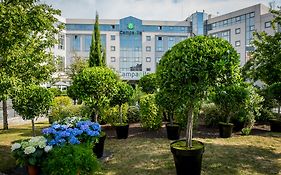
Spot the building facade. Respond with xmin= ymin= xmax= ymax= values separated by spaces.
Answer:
xmin=54 ymin=3 xmax=278 ymax=81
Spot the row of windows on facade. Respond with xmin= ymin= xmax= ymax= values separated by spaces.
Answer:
xmin=110 ymin=56 xmax=155 ymax=63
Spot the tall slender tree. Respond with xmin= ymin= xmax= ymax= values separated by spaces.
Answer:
xmin=89 ymin=12 xmax=106 ymax=67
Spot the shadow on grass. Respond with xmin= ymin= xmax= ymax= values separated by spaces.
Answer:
xmin=101 ymin=138 xmax=281 ymax=175
xmin=0 ymin=145 xmax=16 ymax=174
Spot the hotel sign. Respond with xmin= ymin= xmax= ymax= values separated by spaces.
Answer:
xmin=120 ymin=71 xmax=150 ymax=80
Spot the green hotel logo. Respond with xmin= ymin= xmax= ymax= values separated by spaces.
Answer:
xmin=127 ymin=23 xmax=134 ymax=30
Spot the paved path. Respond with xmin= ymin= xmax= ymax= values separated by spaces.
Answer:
xmin=0 ymin=117 xmax=48 ymax=128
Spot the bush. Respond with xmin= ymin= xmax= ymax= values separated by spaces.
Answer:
xmin=241 ymin=127 xmax=251 ymax=135
xmin=49 ymin=87 xmax=62 ymax=97
xmin=101 ymin=103 xmax=129 ymax=125
xmin=139 ymin=94 xmax=162 ymax=130
xmin=138 ymin=73 xmax=157 ymax=94
xmin=42 ymin=144 xmax=100 ymax=175
xmin=201 ymin=103 xmax=223 ymax=128
xmin=50 ymin=96 xmax=73 ymax=122
xmin=127 ymin=106 xmax=140 ymax=123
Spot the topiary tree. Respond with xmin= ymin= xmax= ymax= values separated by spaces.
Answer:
xmin=157 ymin=36 xmax=240 ymax=147
xmin=72 ymin=67 xmax=118 ymax=122
xmin=138 ymin=73 xmax=157 ymax=94
xmin=12 ymin=85 xmax=54 ymax=136
xmin=110 ymin=81 xmax=133 ymax=124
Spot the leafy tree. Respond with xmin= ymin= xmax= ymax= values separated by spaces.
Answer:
xmin=12 ymin=85 xmax=54 ymax=136
xmin=0 ymin=0 xmax=62 ymax=129
xmin=110 ymin=81 xmax=133 ymax=124
xmin=72 ymin=67 xmax=118 ymax=122
xmin=138 ymin=73 xmax=157 ymax=94
xmin=89 ymin=12 xmax=105 ymax=67
xmin=267 ymin=82 xmax=281 ymax=117
xmin=66 ymin=55 xmax=88 ymax=80
xmin=157 ymin=36 xmax=240 ymax=147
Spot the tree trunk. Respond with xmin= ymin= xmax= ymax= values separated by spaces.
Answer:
xmin=95 ymin=111 xmax=98 ymax=123
xmin=185 ymin=107 xmax=193 ymax=148
xmin=278 ymin=106 xmax=280 ymax=115
xmin=169 ymin=111 xmax=173 ymax=126
xmin=119 ymin=105 xmax=122 ymax=124
xmin=3 ymin=100 xmax=8 ymax=130
xmin=31 ymin=119 xmax=35 ymax=137
xmin=73 ymin=99 xmax=77 ymax=105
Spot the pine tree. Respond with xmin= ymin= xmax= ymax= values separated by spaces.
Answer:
xmin=89 ymin=12 xmax=106 ymax=67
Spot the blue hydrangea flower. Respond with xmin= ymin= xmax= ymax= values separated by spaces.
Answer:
xmin=69 ymin=137 xmax=80 ymax=145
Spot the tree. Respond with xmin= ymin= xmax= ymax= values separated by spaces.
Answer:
xmin=110 ymin=81 xmax=133 ymax=124
xmin=268 ymin=82 xmax=281 ymax=116
xmin=66 ymin=55 xmax=88 ymax=80
xmin=138 ymin=73 xmax=157 ymax=94
xmin=72 ymin=67 xmax=118 ymax=122
xmin=88 ymin=12 xmax=105 ymax=67
xmin=12 ymin=85 xmax=54 ymax=136
xmin=0 ymin=0 xmax=62 ymax=129
xmin=157 ymin=36 xmax=240 ymax=147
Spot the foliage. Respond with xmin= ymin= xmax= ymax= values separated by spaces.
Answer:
xmin=89 ymin=12 xmax=105 ymax=67
xmin=72 ymin=67 xmax=118 ymax=121
xmin=267 ymin=82 xmax=281 ymax=119
xmin=127 ymin=106 xmax=140 ymax=123
xmin=66 ymin=55 xmax=88 ymax=80
xmin=157 ymin=36 xmax=240 ymax=147
xmin=50 ymin=96 xmax=73 ymax=121
xmin=139 ymin=94 xmax=162 ymax=130
xmin=67 ymin=84 xmax=79 ymax=102
xmin=42 ymin=120 xmax=101 ymax=146
xmin=241 ymin=127 xmax=251 ymax=136
xmin=101 ymin=103 xmax=129 ymax=125
xmin=138 ymin=73 xmax=157 ymax=94
xmin=48 ymin=88 xmax=62 ymax=97
xmin=42 ymin=144 xmax=100 ymax=175
xmin=51 ymin=105 xmax=86 ymax=122
xmin=201 ymin=103 xmax=223 ymax=128
xmin=11 ymin=136 xmax=52 ymax=167
xmin=129 ymin=85 xmax=146 ymax=106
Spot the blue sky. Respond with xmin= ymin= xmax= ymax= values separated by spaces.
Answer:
xmin=43 ymin=0 xmax=280 ymax=20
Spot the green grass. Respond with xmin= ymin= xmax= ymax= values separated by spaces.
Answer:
xmin=0 ymin=123 xmax=280 ymax=175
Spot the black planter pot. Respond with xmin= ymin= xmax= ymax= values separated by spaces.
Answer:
xmin=93 ymin=132 xmax=106 ymax=158
xmin=269 ymin=119 xmax=281 ymax=132
xmin=166 ymin=123 xmax=180 ymax=140
xmin=170 ymin=140 xmax=204 ymax=175
xmin=115 ymin=124 xmax=129 ymax=139
xmin=219 ymin=122 xmax=234 ymax=138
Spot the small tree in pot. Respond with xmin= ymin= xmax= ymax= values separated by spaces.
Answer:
xmin=157 ymin=36 xmax=240 ymax=175
xmin=110 ymin=81 xmax=133 ymax=139
xmin=267 ymin=82 xmax=281 ymax=132
xmin=12 ymin=85 xmax=54 ymax=136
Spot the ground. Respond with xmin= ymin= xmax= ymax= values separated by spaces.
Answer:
xmin=0 ymin=122 xmax=280 ymax=175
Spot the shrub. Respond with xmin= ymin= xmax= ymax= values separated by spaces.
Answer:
xmin=241 ymin=127 xmax=251 ymax=135
xmin=48 ymin=87 xmax=62 ymax=97
xmin=138 ymin=73 xmax=157 ymax=94
xmin=101 ymin=103 xmax=129 ymax=125
xmin=201 ymin=103 xmax=223 ymax=128
xmin=50 ymin=96 xmax=74 ymax=122
xmin=42 ymin=144 xmax=100 ymax=175
xmin=139 ymin=94 xmax=162 ymax=130
xmin=127 ymin=106 xmax=140 ymax=123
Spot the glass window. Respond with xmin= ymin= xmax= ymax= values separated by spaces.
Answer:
xmin=235 ymin=28 xmax=241 ymax=34
xmin=146 ymin=68 xmax=151 ymax=71
xmin=169 ymin=37 xmax=174 ymax=41
xmin=223 ymin=20 xmax=228 ymax=26
xmin=84 ymin=35 xmax=92 ymax=51
xmin=111 ymin=25 xmax=115 ymax=29
xmin=157 ymin=36 xmax=163 ymax=40
xmin=156 ymin=47 xmax=163 ymax=51
xmin=158 ymin=26 xmax=162 ymax=30
xmin=250 ymin=12 xmax=255 ymax=18
xmin=235 ymin=16 xmax=241 ymax=22
xmin=235 ymin=41 xmax=241 ymax=47
xmin=58 ymin=34 xmax=65 ymax=50
xmin=71 ymin=35 xmax=81 ymax=51
xmin=111 ymin=57 xmax=116 ymax=62
xmin=146 ymin=57 xmax=151 ymax=62
xmin=111 ymin=46 xmax=116 ymax=51
xmin=146 ymin=36 xmax=151 ymax=41
xmin=111 ymin=35 xmax=115 ymax=41
xmin=265 ymin=21 xmax=271 ymax=28
xmin=250 ymin=25 xmax=255 ymax=31
xmin=146 ymin=46 xmax=151 ymax=52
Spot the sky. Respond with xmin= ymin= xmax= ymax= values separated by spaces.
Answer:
xmin=43 ymin=0 xmax=280 ymax=20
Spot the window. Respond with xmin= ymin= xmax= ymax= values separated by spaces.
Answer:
xmin=235 ymin=16 xmax=241 ymax=22
xmin=265 ymin=21 xmax=271 ymax=28
xmin=235 ymin=41 xmax=241 ymax=47
xmin=235 ymin=28 xmax=241 ymax=34
xmin=156 ymin=47 xmax=163 ymax=51
xmin=250 ymin=12 xmax=255 ymax=18
xmin=250 ymin=25 xmax=255 ymax=31
xmin=71 ymin=35 xmax=81 ymax=51
xmin=223 ymin=20 xmax=228 ymax=26
xmin=111 ymin=25 xmax=115 ymax=29
xmin=111 ymin=35 xmax=115 ymax=41
xmin=158 ymin=26 xmax=162 ymax=30
xmin=169 ymin=37 xmax=174 ymax=41
xmin=111 ymin=57 xmax=116 ymax=62
xmin=157 ymin=36 xmax=162 ymax=40
xmin=58 ymin=34 xmax=65 ymax=50
xmin=146 ymin=57 xmax=151 ymax=62
xmin=111 ymin=46 xmax=116 ymax=51
xmin=156 ymin=57 xmax=161 ymax=62
xmin=146 ymin=36 xmax=151 ymax=41
xmin=146 ymin=68 xmax=151 ymax=71
xmin=146 ymin=46 xmax=151 ymax=52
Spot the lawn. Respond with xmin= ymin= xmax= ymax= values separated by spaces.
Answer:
xmin=0 ymin=122 xmax=280 ymax=175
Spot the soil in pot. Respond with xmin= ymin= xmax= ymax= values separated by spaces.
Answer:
xmin=93 ymin=131 xmax=106 ymax=158
xmin=219 ymin=122 xmax=234 ymax=138
xmin=115 ymin=124 xmax=129 ymax=139
xmin=269 ymin=119 xmax=281 ymax=132
xmin=170 ymin=140 xmax=204 ymax=175
xmin=166 ymin=123 xmax=180 ymax=140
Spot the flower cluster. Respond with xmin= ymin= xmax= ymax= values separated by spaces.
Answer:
xmin=11 ymin=136 xmax=52 ymax=166
xmin=42 ymin=120 xmax=101 ymax=146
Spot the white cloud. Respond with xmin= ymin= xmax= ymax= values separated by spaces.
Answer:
xmin=43 ymin=0 xmax=278 ymax=20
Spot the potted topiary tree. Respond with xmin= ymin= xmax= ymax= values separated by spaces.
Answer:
xmin=12 ymin=85 xmax=54 ymax=136
xmin=157 ymin=36 xmax=240 ymax=175
xmin=72 ymin=67 xmax=118 ymax=158
xmin=110 ymin=81 xmax=133 ymax=139
xmin=138 ymin=73 xmax=157 ymax=94
xmin=267 ymin=82 xmax=281 ymax=132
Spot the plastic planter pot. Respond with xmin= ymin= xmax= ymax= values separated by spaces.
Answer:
xmin=93 ymin=132 xmax=106 ymax=158
xmin=269 ymin=119 xmax=281 ymax=132
xmin=218 ymin=122 xmax=234 ymax=138
xmin=115 ymin=124 xmax=129 ymax=139
xmin=170 ymin=140 xmax=204 ymax=175
xmin=166 ymin=123 xmax=180 ymax=140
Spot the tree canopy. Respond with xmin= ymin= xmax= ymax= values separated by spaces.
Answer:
xmin=138 ymin=73 xmax=157 ymax=94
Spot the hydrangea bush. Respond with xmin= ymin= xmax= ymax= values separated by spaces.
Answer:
xmin=42 ymin=120 xmax=101 ymax=146
xmin=11 ymin=136 xmax=52 ymax=166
